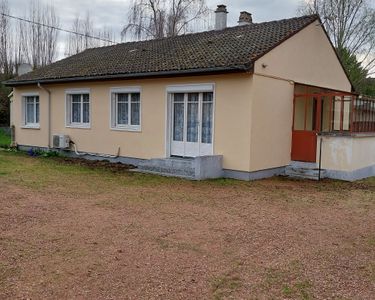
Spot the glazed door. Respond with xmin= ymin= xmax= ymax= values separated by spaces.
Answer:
xmin=291 ymin=95 xmax=322 ymax=162
xmin=171 ymin=92 xmax=213 ymax=157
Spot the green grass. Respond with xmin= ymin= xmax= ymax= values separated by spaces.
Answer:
xmin=0 ymin=151 xmax=184 ymax=194
xmin=0 ymin=128 xmax=10 ymax=148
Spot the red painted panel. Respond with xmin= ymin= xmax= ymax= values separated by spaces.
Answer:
xmin=291 ymin=131 xmax=317 ymax=163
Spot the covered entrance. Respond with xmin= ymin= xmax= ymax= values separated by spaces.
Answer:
xmin=292 ymin=85 xmax=355 ymax=163
xmin=170 ymin=91 xmax=214 ymax=157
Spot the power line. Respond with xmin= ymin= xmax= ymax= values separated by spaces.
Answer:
xmin=1 ymin=12 xmax=117 ymax=44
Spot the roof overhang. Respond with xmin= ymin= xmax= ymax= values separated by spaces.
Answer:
xmin=4 ymin=66 xmax=251 ymax=87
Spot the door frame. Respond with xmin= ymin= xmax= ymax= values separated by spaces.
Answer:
xmin=165 ymin=83 xmax=216 ymax=158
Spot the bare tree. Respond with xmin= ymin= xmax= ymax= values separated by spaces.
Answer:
xmin=0 ymin=0 xmax=15 ymax=76
xmin=27 ymin=0 xmax=59 ymax=67
xmin=122 ymin=0 xmax=210 ymax=40
xmin=11 ymin=0 xmax=60 ymax=69
xmin=65 ymin=12 xmax=116 ymax=56
xmin=299 ymin=0 xmax=375 ymax=76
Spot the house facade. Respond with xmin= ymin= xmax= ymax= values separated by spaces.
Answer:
xmin=6 ymin=7 xmax=375 ymax=181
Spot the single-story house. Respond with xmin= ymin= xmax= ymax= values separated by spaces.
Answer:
xmin=5 ymin=5 xmax=375 ymax=181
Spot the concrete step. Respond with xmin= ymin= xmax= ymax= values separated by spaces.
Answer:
xmin=130 ymin=168 xmax=196 ymax=180
xmin=138 ymin=157 xmax=196 ymax=178
xmin=285 ymin=165 xmax=327 ymax=181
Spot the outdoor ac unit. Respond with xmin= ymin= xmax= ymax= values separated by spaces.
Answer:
xmin=53 ymin=135 xmax=70 ymax=149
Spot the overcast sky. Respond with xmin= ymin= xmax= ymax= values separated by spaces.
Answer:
xmin=7 ymin=0 xmax=305 ymax=60
xmin=8 ymin=0 xmax=304 ymax=38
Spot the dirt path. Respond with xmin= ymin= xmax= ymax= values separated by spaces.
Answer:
xmin=0 ymin=155 xmax=374 ymax=299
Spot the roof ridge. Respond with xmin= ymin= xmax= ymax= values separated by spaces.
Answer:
xmin=87 ymin=14 xmax=319 ymax=52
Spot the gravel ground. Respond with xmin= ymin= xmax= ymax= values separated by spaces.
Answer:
xmin=0 ymin=153 xmax=374 ymax=299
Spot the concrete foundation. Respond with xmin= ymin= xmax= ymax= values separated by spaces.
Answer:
xmin=16 ymin=145 xmax=375 ymax=182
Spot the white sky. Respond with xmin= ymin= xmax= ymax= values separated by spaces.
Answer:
xmin=8 ymin=0 xmax=304 ymax=37
xmin=8 ymin=0 xmax=304 ymax=58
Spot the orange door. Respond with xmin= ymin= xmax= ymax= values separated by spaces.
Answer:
xmin=291 ymin=96 xmax=321 ymax=163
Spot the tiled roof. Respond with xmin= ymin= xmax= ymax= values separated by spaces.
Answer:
xmin=6 ymin=15 xmax=319 ymax=86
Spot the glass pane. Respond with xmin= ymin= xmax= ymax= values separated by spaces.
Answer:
xmin=305 ymin=97 xmax=317 ymax=131
xmin=203 ymin=92 xmax=213 ymax=102
xmin=35 ymin=101 xmax=40 ymax=123
xmin=117 ymin=93 xmax=128 ymax=103
xmin=117 ymin=102 xmax=128 ymax=125
xmin=26 ymin=97 xmax=34 ymax=105
xmin=294 ymin=98 xmax=305 ymax=130
xmin=343 ymin=96 xmax=351 ymax=131
xmin=187 ymin=101 xmax=199 ymax=143
xmin=333 ymin=97 xmax=341 ymax=131
xmin=188 ymin=93 xmax=199 ymax=102
xmin=72 ymin=102 xmax=81 ymax=123
xmin=131 ymin=102 xmax=140 ymax=126
xmin=83 ymin=102 xmax=90 ymax=123
xmin=26 ymin=103 xmax=34 ymax=123
xmin=174 ymin=93 xmax=184 ymax=103
xmin=173 ymin=102 xmax=184 ymax=142
xmin=72 ymin=94 xmax=81 ymax=103
xmin=202 ymin=102 xmax=213 ymax=144
xmin=131 ymin=93 xmax=140 ymax=103
xmin=83 ymin=94 xmax=89 ymax=103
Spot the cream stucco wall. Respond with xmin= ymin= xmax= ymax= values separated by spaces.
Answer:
xmin=12 ymin=74 xmax=253 ymax=172
xmin=248 ymin=22 xmax=352 ymax=172
xmin=254 ymin=21 xmax=352 ymax=92
xmin=249 ymin=75 xmax=294 ymax=171
xmin=319 ymin=136 xmax=375 ymax=172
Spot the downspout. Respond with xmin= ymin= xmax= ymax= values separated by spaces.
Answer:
xmin=37 ymin=83 xmax=51 ymax=149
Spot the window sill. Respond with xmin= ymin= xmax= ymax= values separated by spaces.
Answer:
xmin=66 ymin=124 xmax=91 ymax=130
xmin=21 ymin=125 xmax=40 ymax=130
xmin=111 ymin=126 xmax=141 ymax=132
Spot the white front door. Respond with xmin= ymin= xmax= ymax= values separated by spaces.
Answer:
xmin=171 ymin=92 xmax=214 ymax=157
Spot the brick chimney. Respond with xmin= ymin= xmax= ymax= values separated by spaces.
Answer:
xmin=238 ymin=11 xmax=252 ymax=26
xmin=215 ymin=5 xmax=228 ymax=30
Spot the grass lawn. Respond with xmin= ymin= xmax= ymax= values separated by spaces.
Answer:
xmin=0 ymin=128 xmax=10 ymax=148
xmin=0 ymin=151 xmax=374 ymax=299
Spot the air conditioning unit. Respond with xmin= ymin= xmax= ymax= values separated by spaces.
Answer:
xmin=53 ymin=135 xmax=70 ymax=149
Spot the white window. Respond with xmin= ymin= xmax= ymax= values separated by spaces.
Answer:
xmin=66 ymin=90 xmax=90 ymax=128
xmin=22 ymin=94 xmax=40 ymax=128
xmin=110 ymin=87 xmax=141 ymax=131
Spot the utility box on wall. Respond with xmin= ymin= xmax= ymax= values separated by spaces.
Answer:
xmin=52 ymin=135 xmax=70 ymax=149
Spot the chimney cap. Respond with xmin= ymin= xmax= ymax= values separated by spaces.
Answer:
xmin=215 ymin=4 xmax=228 ymax=13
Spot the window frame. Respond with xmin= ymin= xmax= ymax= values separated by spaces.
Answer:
xmin=65 ymin=89 xmax=91 ymax=129
xmin=110 ymin=87 xmax=142 ymax=132
xmin=22 ymin=93 xmax=40 ymax=129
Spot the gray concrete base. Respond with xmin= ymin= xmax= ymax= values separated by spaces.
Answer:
xmin=18 ymin=145 xmax=375 ymax=182
xmin=285 ymin=161 xmax=327 ymax=181
xmin=326 ymin=164 xmax=375 ymax=181
xmin=223 ymin=166 xmax=286 ymax=181
xmin=138 ymin=155 xmax=223 ymax=180
xmin=194 ymin=155 xmax=223 ymax=180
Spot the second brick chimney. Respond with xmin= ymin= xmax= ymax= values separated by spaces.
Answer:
xmin=238 ymin=11 xmax=253 ymax=26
